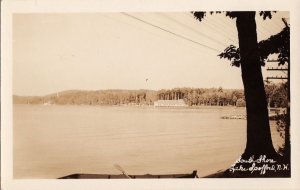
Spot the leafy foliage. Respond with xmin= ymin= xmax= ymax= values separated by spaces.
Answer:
xmin=218 ymin=26 xmax=290 ymax=67
xmin=192 ymin=12 xmax=206 ymax=21
xmin=276 ymin=113 xmax=289 ymax=155
xmin=193 ymin=11 xmax=290 ymax=166
xmin=192 ymin=11 xmax=274 ymax=21
xmin=259 ymin=26 xmax=290 ymax=65
xmin=259 ymin=11 xmax=276 ymax=20
xmin=265 ymin=82 xmax=288 ymax=108
xmin=192 ymin=11 xmax=234 ymax=21
xmin=236 ymin=98 xmax=246 ymax=107
xmin=218 ymin=45 xmax=241 ymax=67
xmin=192 ymin=11 xmax=288 ymax=67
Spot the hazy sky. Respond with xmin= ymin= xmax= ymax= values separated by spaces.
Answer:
xmin=13 ymin=12 xmax=288 ymax=96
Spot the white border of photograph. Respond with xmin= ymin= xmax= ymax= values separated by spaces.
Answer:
xmin=1 ymin=0 xmax=300 ymax=189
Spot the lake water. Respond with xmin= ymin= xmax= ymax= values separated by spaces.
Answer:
xmin=13 ymin=104 xmax=283 ymax=178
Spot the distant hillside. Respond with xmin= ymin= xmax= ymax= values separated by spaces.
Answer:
xmin=13 ymin=88 xmax=247 ymax=107
xmin=13 ymin=89 xmax=158 ymax=106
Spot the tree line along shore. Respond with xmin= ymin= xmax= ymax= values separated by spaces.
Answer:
xmin=13 ymin=83 xmax=287 ymax=108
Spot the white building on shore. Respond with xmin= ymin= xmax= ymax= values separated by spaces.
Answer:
xmin=154 ymin=99 xmax=187 ymax=107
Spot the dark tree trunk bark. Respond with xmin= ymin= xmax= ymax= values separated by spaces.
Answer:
xmin=236 ymin=12 xmax=277 ymax=157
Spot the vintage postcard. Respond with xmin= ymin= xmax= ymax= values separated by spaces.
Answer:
xmin=1 ymin=0 xmax=300 ymax=189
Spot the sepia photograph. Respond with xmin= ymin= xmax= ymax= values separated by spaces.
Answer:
xmin=2 ymin=0 xmax=300 ymax=189
xmin=12 ymin=11 xmax=290 ymax=179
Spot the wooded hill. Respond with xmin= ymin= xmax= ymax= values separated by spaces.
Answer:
xmin=13 ymin=83 xmax=287 ymax=107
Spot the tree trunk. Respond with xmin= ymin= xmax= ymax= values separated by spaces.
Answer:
xmin=236 ymin=12 xmax=277 ymax=157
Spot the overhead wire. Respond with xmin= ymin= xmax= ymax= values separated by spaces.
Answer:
xmin=121 ymin=12 xmax=222 ymax=53
xmin=257 ymin=28 xmax=269 ymax=39
xmin=160 ymin=13 xmax=229 ymax=47
xmin=121 ymin=12 xmax=285 ymax=57
xmin=268 ymin=22 xmax=282 ymax=33
xmin=187 ymin=13 xmax=238 ymax=44
xmin=196 ymin=13 xmax=239 ymax=40
xmin=184 ymin=12 xmax=284 ymax=43
xmin=272 ymin=20 xmax=284 ymax=30
xmin=260 ymin=23 xmax=274 ymax=36
xmin=208 ymin=14 xmax=237 ymax=34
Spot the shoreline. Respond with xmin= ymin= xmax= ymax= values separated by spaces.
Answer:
xmin=13 ymin=103 xmax=245 ymax=108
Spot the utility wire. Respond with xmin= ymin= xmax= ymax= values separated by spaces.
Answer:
xmin=209 ymin=15 xmax=236 ymax=33
xmin=122 ymin=13 xmax=221 ymax=53
xmin=271 ymin=21 xmax=283 ymax=30
xmin=161 ymin=13 xmax=229 ymax=47
xmin=257 ymin=28 xmax=269 ymax=38
xmin=260 ymin=23 xmax=274 ymax=35
xmin=205 ymin=17 xmax=238 ymax=43
xmin=186 ymin=13 xmax=238 ymax=44
xmin=268 ymin=22 xmax=282 ymax=34
xmin=191 ymin=13 xmax=238 ymax=42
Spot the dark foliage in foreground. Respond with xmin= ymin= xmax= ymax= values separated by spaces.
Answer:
xmin=192 ymin=11 xmax=290 ymax=177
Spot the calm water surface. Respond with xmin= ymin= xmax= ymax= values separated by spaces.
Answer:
xmin=13 ymin=104 xmax=282 ymax=178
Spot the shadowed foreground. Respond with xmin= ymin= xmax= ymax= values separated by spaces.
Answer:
xmin=58 ymin=170 xmax=198 ymax=179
